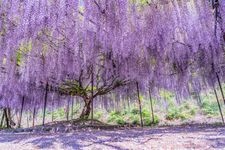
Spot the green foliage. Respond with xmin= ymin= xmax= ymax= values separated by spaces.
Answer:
xmin=166 ymin=102 xmax=196 ymax=120
xmin=93 ymin=111 xmax=103 ymax=120
xmin=160 ymin=90 xmax=175 ymax=101
xmin=198 ymin=91 xmax=223 ymax=117
xmin=35 ymin=87 xmax=225 ymax=126
xmin=126 ymin=108 xmax=142 ymax=125
xmin=131 ymin=108 xmax=139 ymax=115
xmin=143 ymin=115 xmax=159 ymax=126
xmin=116 ymin=117 xmax=126 ymax=125
xmin=108 ymin=111 xmax=126 ymax=125
xmin=166 ymin=107 xmax=179 ymax=120
xmin=142 ymin=108 xmax=150 ymax=118
xmin=16 ymin=40 xmax=32 ymax=66
xmin=141 ymin=108 xmax=159 ymax=125
xmin=107 ymin=107 xmax=159 ymax=126
xmin=201 ymin=99 xmax=219 ymax=116
xmin=51 ymin=105 xmax=80 ymax=120
xmin=129 ymin=115 xmax=139 ymax=125
xmin=130 ymin=0 xmax=151 ymax=6
xmin=53 ymin=107 xmax=65 ymax=119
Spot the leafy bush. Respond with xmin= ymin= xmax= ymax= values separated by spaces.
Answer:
xmin=142 ymin=109 xmax=150 ymax=118
xmin=166 ymin=102 xmax=196 ymax=120
xmin=201 ymin=99 xmax=219 ymax=116
xmin=107 ymin=108 xmax=160 ymax=126
xmin=116 ymin=117 xmax=126 ymax=125
xmin=108 ymin=111 xmax=126 ymax=125
xmin=128 ymin=115 xmax=139 ymax=125
xmin=140 ymin=108 xmax=159 ymax=125
xmin=166 ymin=107 xmax=180 ymax=120
xmin=143 ymin=115 xmax=159 ymax=126
xmin=131 ymin=108 xmax=139 ymax=115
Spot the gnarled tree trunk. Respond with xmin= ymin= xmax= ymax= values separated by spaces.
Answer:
xmin=80 ymin=98 xmax=92 ymax=119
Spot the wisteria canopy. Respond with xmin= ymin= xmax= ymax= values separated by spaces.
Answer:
xmin=0 ymin=0 xmax=225 ymax=118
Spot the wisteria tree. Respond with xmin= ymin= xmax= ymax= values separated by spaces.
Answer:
xmin=0 ymin=0 xmax=225 ymax=123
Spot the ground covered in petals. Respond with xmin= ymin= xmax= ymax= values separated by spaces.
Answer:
xmin=0 ymin=124 xmax=224 ymax=150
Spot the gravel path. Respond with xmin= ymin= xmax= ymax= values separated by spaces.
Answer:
xmin=0 ymin=125 xmax=224 ymax=150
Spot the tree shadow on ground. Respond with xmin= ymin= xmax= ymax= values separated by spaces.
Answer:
xmin=0 ymin=124 xmax=224 ymax=149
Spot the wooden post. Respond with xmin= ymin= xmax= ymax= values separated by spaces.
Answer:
xmin=66 ymin=98 xmax=70 ymax=121
xmin=18 ymin=96 xmax=25 ymax=128
xmin=127 ymin=95 xmax=130 ymax=111
xmin=136 ymin=82 xmax=143 ymax=127
xmin=42 ymin=82 xmax=49 ymax=126
xmin=7 ymin=108 xmax=11 ymax=126
xmin=7 ymin=108 xmax=15 ymax=127
xmin=4 ymin=108 xmax=10 ymax=128
xmin=32 ymin=106 xmax=36 ymax=128
xmin=148 ymin=87 xmax=155 ymax=124
xmin=213 ymin=86 xmax=224 ymax=124
xmin=122 ymin=95 xmax=126 ymax=110
xmin=216 ymin=73 xmax=225 ymax=105
xmin=51 ymin=98 xmax=54 ymax=122
xmin=196 ymin=92 xmax=202 ymax=107
xmin=91 ymin=68 xmax=94 ymax=124
xmin=27 ymin=112 xmax=29 ymax=128
xmin=0 ymin=110 xmax=5 ymax=127
xmin=71 ymin=97 xmax=74 ymax=120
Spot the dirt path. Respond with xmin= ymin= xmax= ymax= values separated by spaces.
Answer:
xmin=0 ymin=124 xmax=224 ymax=150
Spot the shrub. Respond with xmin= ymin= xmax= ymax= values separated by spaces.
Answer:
xmin=142 ymin=108 xmax=150 ymax=118
xmin=130 ymin=115 xmax=139 ymax=125
xmin=144 ymin=115 xmax=159 ymax=126
xmin=201 ymin=100 xmax=219 ymax=116
xmin=166 ymin=102 xmax=196 ymax=120
xmin=116 ymin=117 xmax=126 ymax=125
xmin=108 ymin=107 xmax=160 ymax=126
xmin=152 ymin=115 xmax=160 ymax=125
xmin=108 ymin=111 xmax=126 ymax=125
xmin=166 ymin=107 xmax=180 ymax=120
xmin=131 ymin=108 xmax=139 ymax=115
xmin=110 ymin=111 xmax=121 ymax=116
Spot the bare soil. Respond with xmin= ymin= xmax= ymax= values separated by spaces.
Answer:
xmin=0 ymin=124 xmax=224 ymax=150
